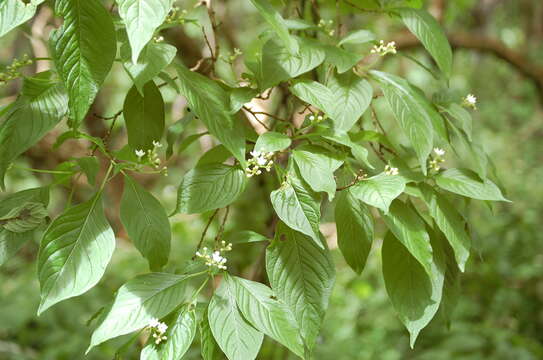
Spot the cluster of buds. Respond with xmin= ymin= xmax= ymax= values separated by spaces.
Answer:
xmin=308 ymin=113 xmax=325 ymax=123
xmin=463 ymin=94 xmax=477 ymax=110
xmin=221 ymin=48 xmax=243 ymax=64
xmin=318 ymin=19 xmax=335 ymax=36
xmin=370 ymin=40 xmax=397 ymax=56
xmin=135 ymin=140 xmax=168 ymax=175
xmin=195 ymin=241 xmax=232 ymax=271
xmin=148 ymin=318 xmax=168 ymax=345
xmin=0 ymin=54 xmax=33 ymax=85
xmin=153 ymin=35 xmax=164 ymax=43
xmin=384 ymin=164 xmax=399 ymax=176
xmin=245 ymin=150 xmax=274 ymax=177
xmin=429 ymin=148 xmax=446 ymax=172
xmin=165 ymin=6 xmax=189 ymax=25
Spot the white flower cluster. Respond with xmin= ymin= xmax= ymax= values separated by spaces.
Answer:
xmin=308 ymin=113 xmax=324 ymax=123
xmin=371 ymin=40 xmax=397 ymax=56
xmin=463 ymin=94 xmax=477 ymax=109
xmin=148 ymin=318 xmax=168 ymax=344
xmin=384 ymin=164 xmax=399 ymax=176
xmin=245 ymin=150 xmax=274 ymax=177
xmin=196 ymin=241 xmax=232 ymax=271
xmin=135 ymin=140 xmax=167 ymax=174
xmin=318 ymin=19 xmax=335 ymax=36
xmin=429 ymin=148 xmax=446 ymax=171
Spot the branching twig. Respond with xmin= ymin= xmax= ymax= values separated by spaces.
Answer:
xmin=214 ymin=206 xmax=230 ymax=243
xmin=194 ymin=209 xmax=220 ymax=257
xmin=242 ymin=106 xmax=271 ymax=130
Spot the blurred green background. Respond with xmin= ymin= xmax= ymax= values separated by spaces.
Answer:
xmin=1 ymin=0 xmax=542 ymax=359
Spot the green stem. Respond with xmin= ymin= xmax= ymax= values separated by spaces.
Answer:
xmin=11 ymin=165 xmax=73 ymax=175
xmin=191 ymin=277 xmax=210 ymax=302
xmin=98 ymin=162 xmax=114 ymax=193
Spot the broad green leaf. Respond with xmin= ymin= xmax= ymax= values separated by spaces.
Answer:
xmin=437 ymin=234 xmax=461 ymax=327
xmin=197 ymin=145 xmax=232 ymax=166
xmin=397 ymin=8 xmax=453 ymax=78
xmin=447 ymin=119 xmax=488 ymax=180
xmin=328 ymin=72 xmax=373 ymax=131
xmin=441 ymin=103 xmax=472 ymax=141
xmin=141 ymin=306 xmax=197 ymax=360
xmin=175 ymin=63 xmax=246 ymax=165
xmin=223 ymin=230 xmax=269 ymax=244
xmin=166 ymin=113 xmax=194 ymax=159
xmin=120 ymin=175 xmax=171 ymax=271
xmin=338 ymin=29 xmax=376 ymax=46
xmin=290 ymin=80 xmax=333 ymax=114
xmin=370 ymin=70 xmax=446 ymax=173
xmin=38 ymin=192 xmax=115 ymax=314
xmin=257 ymin=38 xmax=325 ymax=89
xmin=229 ymin=276 xmax=304 ymax=357
xmin=318 ymin=129 xmax=373 ymax=169
xmin=174 ymin=164 xmax=247 ymax=214
xmin=0 ymin=202 xmax=47 ymax=233
xmin=123 ymin=81 xmax=165 ymax=151
xmin=229 ymin=87 xmax=257 ymax=114
xmin=116 ymin=0 xmax=174 ymax=63
xmin=350 ymin=173 xmax=406 ymax=213
xmin=0 ymin=72 xmax=68 ymax=188
xmin=76 ymin=156 xmax=100 ymax=185
xmin=382 ymin=231 xmax=444 ymax=347
xmin=208 ymin=277 xmax=263 ymax=360
xmin=51 ymin=0 xmax=116 ymax=126
xmin=436 ymin=168 xmax=509 ymax=201
xmin=266 ymin=223 xmax=335 ymax=350
xmin=254 ymin=131 xmax=292 ymax=153
xmin=124 ymin=42 xmax=177 ymax=95
xmin=293 ymin=145 xmax=344 ymax=200
xmin=88 ymin=272 xmax=194 ymax=351
xmin=0 ymin=229 xmax=31 ymax=266
xmin=381 ymin=200 xmax=433 ymax=274
xmin=0 ymin=0 xmax=45 ymax=38
xmin=200 ymin=307 xmax=225 ymax=360
xmin=270 ymin=170 xmax=322 ymax=246
xmin=249 ymin=0 xmax=298 ymax=54
xmin=335 ymin=189 xmax=374 ymax=274
xmin=321 ymin=44 xmax=363 ymax=74
xmin=419 ymin=184 xmax=470 ymax=271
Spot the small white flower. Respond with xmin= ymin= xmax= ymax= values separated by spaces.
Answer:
xmin=135 ymin=149 xmax=145 ymax=159
xmin=384 ymin=165 xmax=399 ymax=176
xmin=157 ymin=322 xmax=168 ymax=334
xmin=371 ymin=40 xmax=397 ymax=56
xmin=149 ymin=318 xmax=160 ymax=328
xmin=152 ymin=140 xmax=163 ymax=148
xmin=309 ymin=115 xmax=315 ymax=121
xmin=317 ymin=115 xmax=324 ymax=121
xmin=463 ymin=94 xmax=477 ymax=109
xmin=433 ymin=148 xmax=445 ymax=156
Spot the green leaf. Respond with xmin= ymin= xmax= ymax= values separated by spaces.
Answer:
xmin=328 ymin=72 xmax=373 ymax=131
xmin=266 ymin=223 xmax=335 ymax=350
xmin=0 ymin=202 xmax=47 ymax=233
xmin=321 ymin=45 xmax=363 ymax=74
xmin=381 ymin=200 xmax=433 ymax=274
xmin=370 ymin=70 xmax=446 ymax=173
xmin=200 ymin=307 xmax=225 ymax=360
xmin=120 ymin=175 xmax=171 ymax=271
xmin=223 ymin=230 xmax=269 ymax=245
xmin=350 ymin=173 xmax=406 ymax=213
xmin=37 ymin=192 xmax=115 ymax=314
xmin=229 ymin=276 xmax=304 ymax=357
xmin=165 ymin=114 xmax=193 ymax=159
xmin=338 ymin=29 xmax=375 ymax=46
xmin=290 ymin=80 xmax=333 ymax=114
xmin=174 ymin=164 xmax=247 ymax=214
xmin=0 ymin=0 xmax=45 ymax=38
xmin=293 ymin=145 xmax=344 ymax=200
xmin=76 ymin=156 xmax=100 ymax=185
xmin=124 ymin=42 xmax=177 ymax=95
xmin=335 ymin=189 xmax=374 ymax=274
xmin=51 ymin=0 xmax=116 ymax=126
xmin=124 ymin=81 xmax=165 ymax=151
xmin=270 ymin=170 xmax=322 ymax=246
xmin=435 ymin=168 xmax=509 ymax=201
xmin=382 ymin=231 xmax=444 ymax=347
xmin=440 ymin=103 xmax=472 ymax=141
xmin=318 ymin=129 xmax=373 ymax=169
xmin=0 ymin=72 xmax=68 ymax=188
xmin=249 ymin=0 xmax=298 ymax=54
xmin=141 ymin=306 xmax=197 ymax=360
xmin=175 ymin=63 xmax=246 ymax=165
xmin=197 ymin=145 xmax=232 ymax=166
xmin=397 ymin=8 xmax=453 ymax=78
xmin=419 ymin=184 xmax=470 ymax=272
xmin=208 ymin=277 xmax=263 ymax=360
xmin=116 ymin=0 xmax=174 ymax=63
xmin=88 ymin=272 xmax=194 ymax=351
xmin=254 ymin=131 xmax=292 ymax=153
xmin=0 ymin=229 xmax=31 ymax=266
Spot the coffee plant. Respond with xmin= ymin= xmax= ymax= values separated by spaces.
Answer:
xmin=0 ymin=0 xmax=510 ymax=359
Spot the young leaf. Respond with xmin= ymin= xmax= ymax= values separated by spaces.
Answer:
xmin=382 ymin=231 xmax=444 ymax=348
xmin=175 ymin=63 xmax=246 ymax=165
xmin=174 ymin=164 xmax=247 ymax=214
xmin=350 ymin=173 xmax=406 ymax=213
xmin=0 ymin=0 xmax=46 ymax=38
xmin=208 ymin=277 xmax=263 ymax=360
xmin=229 ymin=275 xmax=304 ymax=357
xmin=397 ymin=8 xmax=453 ymax=78
xmin=266 ymin=223 xmax=335 ymax=350
xmin=123 ymin=81 xmax=165 ymax=151
xmin=249 ymin=0 xmax=298 ymax=54
xmin=116 ymin=0 xmax=174 ymax=63
xmin=338 ymin=29 xmax=376 ymax=46
xmin=51 ymin=0 xmax=116 ymax=126
xmin=254 ymin=131 xmax=292 ymax=153
xmin=292 ymin=145 xmax=344 ymax=200
xmin=0 ymin=72 xmax=68 ymax=188
xmin=270 ymin=170 xmax=322 ymax=246
xmin=435 ymin=168 xmax=509 ymax=201
xmin=335 ymin=189 xmax=374 ymax=274
xmin=381 ymin=200 xmax=433 ymax=275
xmin=328 ymin=72 xmax=373 ymax=132
xmin=200 ymin=307 xmax=225 ymax=360
xmin=88 ymin=272 xmax=194 ymax=351
xmin=37 ymin=192 xmax=115 ymax=314
xmin=120 ymin=175 xmax=171 ymax=271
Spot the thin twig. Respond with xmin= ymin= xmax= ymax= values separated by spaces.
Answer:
xmin=242 ymin=106 xmax=271 ymax=130
xmin=343 ymin=0 xmax=382 ymax=13
xmin=214 ymin=206 xmax=230 ymax=243
xmin=369 ymin=142 xmax=387 ymax=163
xmin=194 ymin=209 xmax=220 ymax=257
